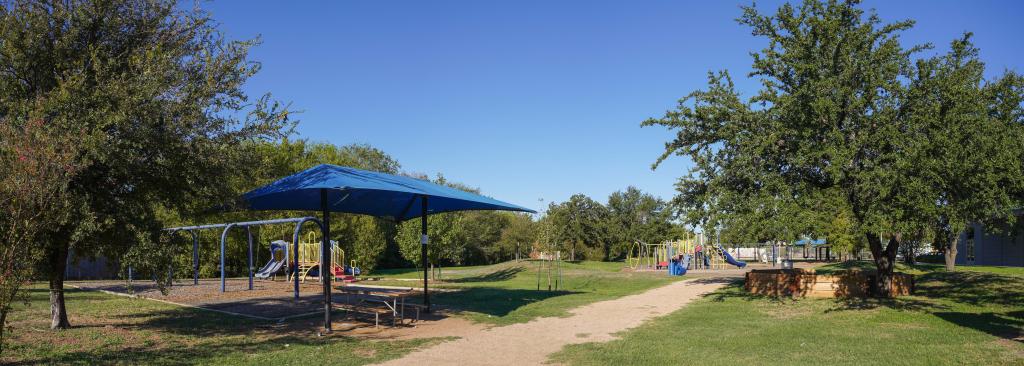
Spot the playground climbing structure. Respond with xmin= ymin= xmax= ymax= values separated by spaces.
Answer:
xmin=287 ymin=231 xmax=345 ymax=283
xmin=627 ymin=231 xmax=746 ymax=272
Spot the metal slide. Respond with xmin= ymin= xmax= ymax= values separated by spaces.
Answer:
xmin=255 ymin=258 xmax=285 ymax=279
xmin=255 ymin=240 xmax=288 ymax=279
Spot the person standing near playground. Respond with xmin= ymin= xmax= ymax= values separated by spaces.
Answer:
xmin=694 ymin=243 xmax=706 ymax=269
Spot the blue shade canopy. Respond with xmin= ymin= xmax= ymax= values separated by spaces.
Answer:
xmin=793 ymin=238 xmax=827 ymax=246
xmin=240 ymin=164 xmax=536 ymax=221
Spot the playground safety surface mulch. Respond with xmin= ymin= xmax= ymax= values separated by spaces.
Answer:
xmin=68 ymin=278 xmax=333 ymax=320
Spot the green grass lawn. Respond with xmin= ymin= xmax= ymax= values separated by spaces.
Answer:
xmin=1 ymin=260 xmax=675 ymax=364
xmin=552 ymin=261 xmax=1024 ymax=366
xmin=1 ymin=287 xmax=440 ymax=365
xmin=9 ymin=260 xmax=1018 ymax=365
xmin=370 ymin=260 xmax=681 ymax=325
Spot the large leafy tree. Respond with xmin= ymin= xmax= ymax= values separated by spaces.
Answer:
xmin=497 ymin=213 xmax=538 ymax=261
xmin=605 ymin=186 xmax=674 ymax=259
xmin=543 ymin=194 xmax=608 ymax=261
xmin=0 ymin=0 xmax=292 ymax=328
xmin=646 ymin=0 xmax=1021 ymax=294
xmin=904 ymin=35 xmax=1024 ymax=271
xmin=397 ymin=211 xmax=466 ymax=273
xmin=396 ymin=176 xmax=472 ymax=269
xmin=460 ymin=211 xmax=510 ymax=264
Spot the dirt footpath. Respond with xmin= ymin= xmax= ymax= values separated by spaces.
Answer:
xmin=373 ymin=276 xmax=735 ymax=366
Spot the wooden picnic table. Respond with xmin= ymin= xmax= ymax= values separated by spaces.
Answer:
xmin=336 ymin=285 xmax=418 ymax=325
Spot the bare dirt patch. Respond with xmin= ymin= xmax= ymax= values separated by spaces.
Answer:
xmin=372 ymin=276 xmax=736 ymax=366
xmin=354 ymin=347 xmax=378 ymax=358
xmin=66 ymin=278 xmax=456 ymax=340
xmin=69 ymin=278 xmax=334 ymax=319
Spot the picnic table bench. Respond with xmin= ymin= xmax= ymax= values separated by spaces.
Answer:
xmin=336 ymin=285 xmax=420 ymax=327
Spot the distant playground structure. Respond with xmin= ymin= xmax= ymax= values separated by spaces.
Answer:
xmin=627 ymin=233 xmax=842 ymax=275
xmin=627 ymin=232 xmax=746 ymax=275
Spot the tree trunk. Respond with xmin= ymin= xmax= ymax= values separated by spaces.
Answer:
xmin=0 ymin=286 xmax=18 ymax=355
xmin=943 ymin=233 xmax=958 ymax=272
xmin=866 ymin=233 xmax=900 ymax=297
xmin=49 ymin=245 xmax=70 ymax=330
xmin=0 ymin=306 xmax=7 ymax=355
xmin=902 ymin=241 xmax=916 ymax=265
xmin=943 ymin=247 xmax=957 ymax=271
xmin=942 ymin=241 xmax=958 ymax=270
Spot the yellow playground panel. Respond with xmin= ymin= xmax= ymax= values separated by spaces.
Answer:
xmin=287 ymin=231 xmax=345 ymax=282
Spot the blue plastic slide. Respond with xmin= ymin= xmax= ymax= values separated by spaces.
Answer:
xmin=716 ymin=245 xmax=747 ymax=268
xmin=668 ymin=254 xmax=690 ymax=276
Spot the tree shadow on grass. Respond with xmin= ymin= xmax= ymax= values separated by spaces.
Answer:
xmin=10 ymin=290 xmax=371 ymax=365
xmin=933 ymin=311 xmax=1024 ymax=343
xmin=444 ymin=267 xmax=525 ymax=283
xmin=702 ymin=280 xmax=793 ymax=304
xmin=8 ymin=287 xmax=452 ymax=365
xmin=9 ymin=331 xmax=358 ymax=365
xmin=914 ymin=271 xmax=1024 ymax=307
xmin=698 ymin=279 xmax=945 ymax=313
xmin=109 ymin=306 xmax=277 ymax=336
xmin=432 ymin=287 xmax=578 ymax=317
xmin=689 ymin=277 xmax=741 ymax=286
xmin=55 ymin=287 xmax=360 ymax=337
xmin=824 ymin=296 xmax=948 ymax=313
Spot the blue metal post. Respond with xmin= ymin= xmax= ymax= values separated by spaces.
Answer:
xmin=192 ymin=231 xmax=199 ymax=285
xmin=421 ymin=195 xmax=430 ymax=311
xmin=247 ymin=226 xmax=254 ymax=290
xmin=292 ymin=221 xmax=302 ymax=300
xmin=219 ymin=224 xmax=236 ymax=292
xmin=667 ymin=243 xmax=674 ymax=275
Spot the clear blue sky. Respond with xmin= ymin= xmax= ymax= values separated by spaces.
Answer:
xmin=200 ymin=0 xmax=1023 ymax=213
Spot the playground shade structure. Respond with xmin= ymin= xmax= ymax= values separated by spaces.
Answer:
xmin=235 ymin=163 xmax=536 ymax=332
xmin=240 ymin=164 xmax=534 ymax=220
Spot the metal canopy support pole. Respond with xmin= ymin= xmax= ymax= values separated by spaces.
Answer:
xmin=192 ymin=231 xmax=199 ymax=285
xmin=292 ymin=221 xmax=301 ymax=300
xmin=219 ymin=224 xmax=236 ymax=292
xmin=421 ymin=195 xmax=430 ymax=312
xmin=321 ymin=189 xmax=333 ymax=333
xmin=247 ymin=226 xmax=254 ymax=290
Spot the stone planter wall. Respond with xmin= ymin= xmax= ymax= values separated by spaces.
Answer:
xmin=744 ymin=268 xmax=913 ymax=297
